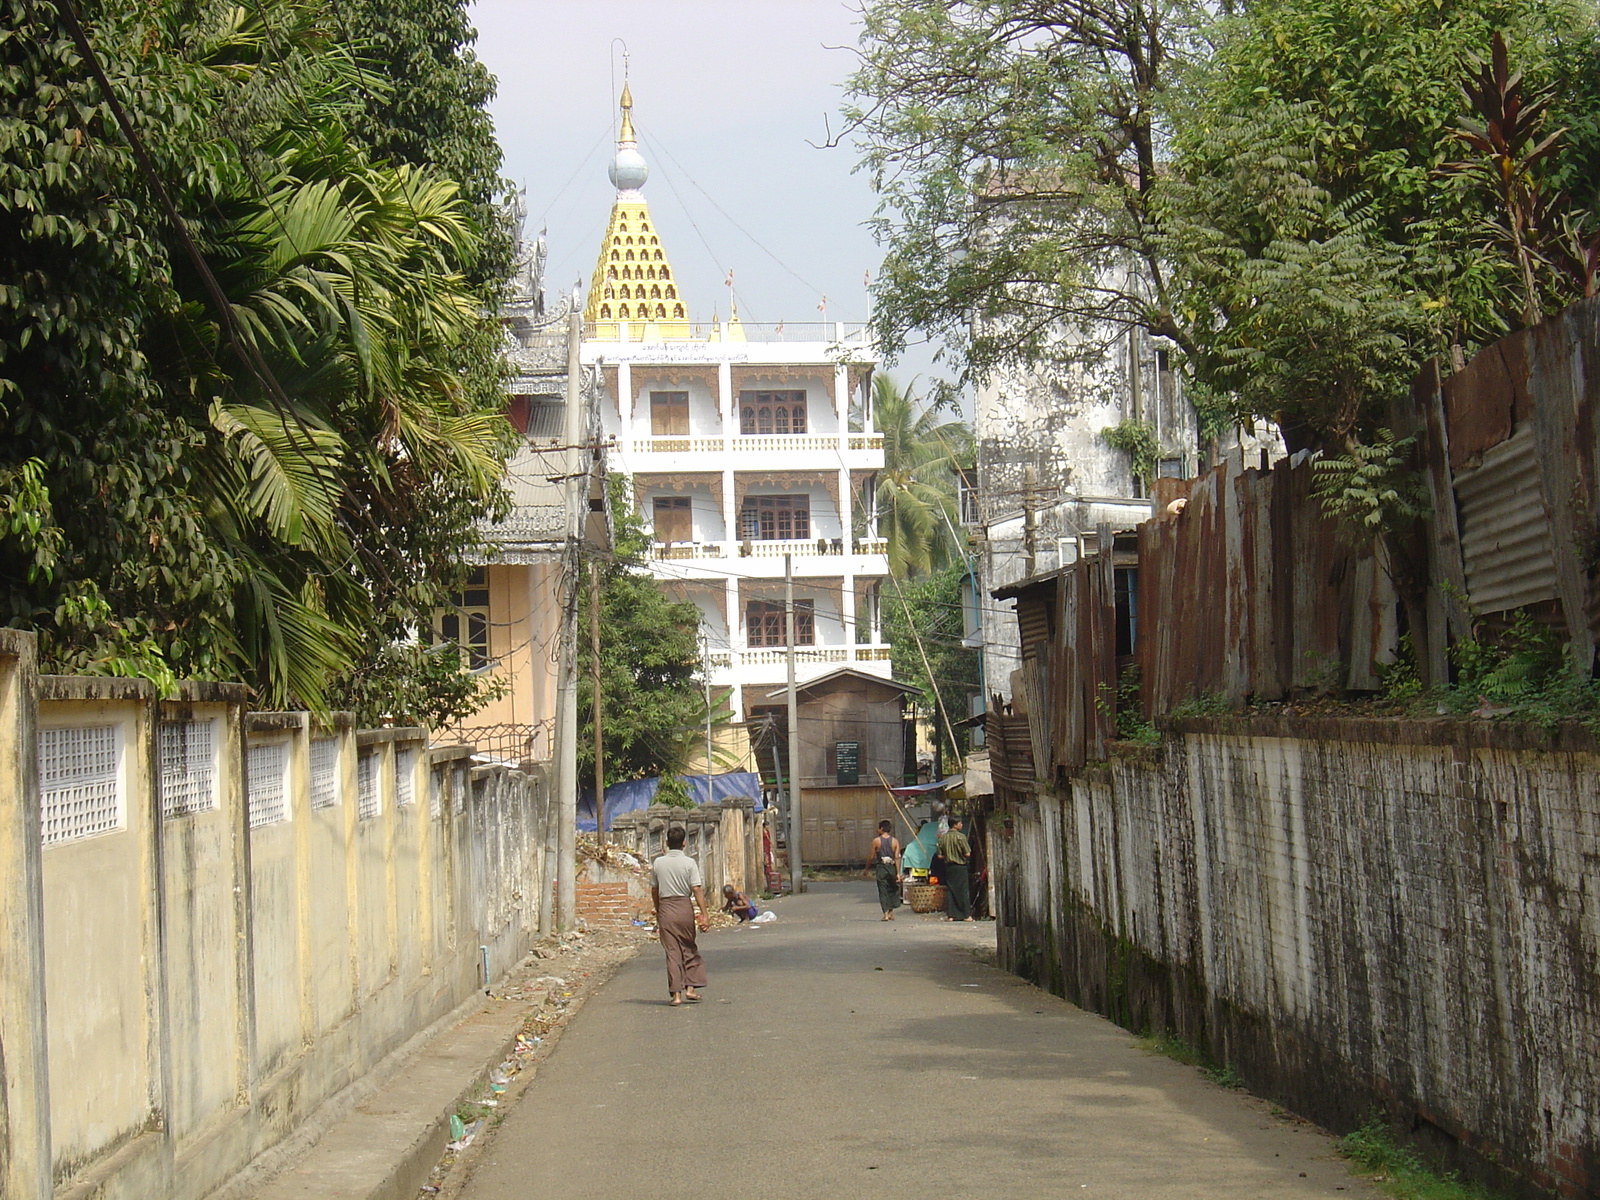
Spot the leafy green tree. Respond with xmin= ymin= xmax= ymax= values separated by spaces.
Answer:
xmin=870 ymin=374 xmax=973 ymax=577
xmin=847 ymin=0 xmax=1206 ymax=376
xmin=578 ymin=479 xmax=706 ymax=782
xmin=0 ymin=0 xmax=513 ymax=714
xmin=1190 ymin=0 xmax=1600 ymax=356
xmin=848 ymin=0 xmax=1600 ymax=450
xmin=881 ymin=563 xmax=980 ymax=762
xmin=332 ymin=0 xmax=511 ymax=305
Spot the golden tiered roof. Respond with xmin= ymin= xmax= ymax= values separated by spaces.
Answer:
xmin=584 ymin=84 xmax=691 ymax=339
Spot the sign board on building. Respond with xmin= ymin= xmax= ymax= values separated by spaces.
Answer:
xmin=835 ymin=741 xmax=860 ymax=785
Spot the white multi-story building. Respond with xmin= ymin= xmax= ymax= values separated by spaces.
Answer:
xmin=580 ymin=85 xmax=891 ymax=721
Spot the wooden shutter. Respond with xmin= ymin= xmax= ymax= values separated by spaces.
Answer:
xmin=651 ymin=392 xmax=689 ymax=435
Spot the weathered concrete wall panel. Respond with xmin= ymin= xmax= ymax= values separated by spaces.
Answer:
xmin=992 ymin=720 xmax=1599 ymax=1198
xmin=0 ymin=636 xmax=556 ymax=1200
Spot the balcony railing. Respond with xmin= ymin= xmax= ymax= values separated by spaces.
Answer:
xmin=586 ymin=320 xmax=870 ymax=344
xmin=734 ymin=435 xmax=842 ymax=453
xmin=650 ymin=538 xmax=889 ymax=561
xmin=651 ymin=543 xmax=727 ymax=560
xmin=638 ymin=436 xmax=724 ymax=453
xmin=630 ymin=433 xmax=885 ymax=454
xmin=696 ymin=644 xmax=894 ymax=673
xmin=741 ymin=537 xmax=844 ymax=558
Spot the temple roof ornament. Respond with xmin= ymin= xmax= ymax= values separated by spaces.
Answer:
xmin=584 ymin=79 xmax=691 ymax=339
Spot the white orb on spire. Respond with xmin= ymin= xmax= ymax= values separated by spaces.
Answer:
xmin=610 ymin=146 xmax=648 ymax=192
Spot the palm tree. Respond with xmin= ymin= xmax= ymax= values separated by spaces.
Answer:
xmin=868 ymin=374 xmax=973 ymax=577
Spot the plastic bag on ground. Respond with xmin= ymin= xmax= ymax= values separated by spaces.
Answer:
xmin=751 ymin=910 xmax=776 ymax=924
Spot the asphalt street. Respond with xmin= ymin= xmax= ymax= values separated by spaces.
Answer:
xmin=459 ymin=882 xmax=1374 ymax=1200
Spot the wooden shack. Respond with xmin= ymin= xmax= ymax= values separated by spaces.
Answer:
xmin=763 ymin=668 xmax=921 ymax=865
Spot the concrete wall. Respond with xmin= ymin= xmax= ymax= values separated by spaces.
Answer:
xmin=610 ymin=800 xmax=763 ymax=898
xmin=0 ymin=633 xmax=556 ymax=1200
xmin=990 ymin=717 xmax=1599 ymax=1199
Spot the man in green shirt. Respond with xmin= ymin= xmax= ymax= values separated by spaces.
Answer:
xmin=937 ymin=815 xmax=973 ymax=921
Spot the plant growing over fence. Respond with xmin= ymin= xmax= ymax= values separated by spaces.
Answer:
xmin=654 ymin=774 xmax=696 ymax=809
xmin=1101 ymin=419 xmax=1163 ymax=487
xmin=1311 ymin=431 xmax=1429 ymax=543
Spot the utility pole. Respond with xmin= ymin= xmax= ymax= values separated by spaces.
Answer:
xmin=553 ymin=308 xmax=583 ymax=930
xmin=701 ymin=631 xmax=713 ymax=790
xmin=590 ymin=557 xmax=604 ymax=843
xmin=1023 ymin=462 xmax=1039 ymax=577
xmin=785 ymin=553 xmax=803 ymax=894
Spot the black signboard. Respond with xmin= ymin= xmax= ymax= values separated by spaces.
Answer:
xmin=835 ymin=740 xmax=860 ymax=785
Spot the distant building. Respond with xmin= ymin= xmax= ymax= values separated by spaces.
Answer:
xmin=435 ymin=194 xmax=601 ymax=762
xmin=580 ymin=83 xmax=893 ymax=722
xmin=973 ymin=307 xmax=1280 ymax=702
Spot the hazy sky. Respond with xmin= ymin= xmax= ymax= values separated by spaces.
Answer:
xmin=468 ymin=0 xmax=950 ymax=387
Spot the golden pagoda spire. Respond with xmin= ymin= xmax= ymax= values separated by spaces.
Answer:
xmin=619 ymin=81 xmax=635 ymax=144
xmin=583 ymin=78 xmax=691 ymax=339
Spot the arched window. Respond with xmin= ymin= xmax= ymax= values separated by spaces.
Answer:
xmin=651 ymin=285 xmax=661 ymax=299
xmin=665 ymin=285 xmax=677 ymax=300
xmin=603 ymin=285 xmax=614 ymax=299
xmin=660 ymin=266 xmax=671 ymax=280
xmin=739 ymin=391 xmax=807 ymax=435
xmin=654 ymin=250 xmax=664 ymax=260
xmin=600 ymin=304 xmax=612 ymax=318
xmin=655 ymin=303 xmax=667 ymax=317
xmin=610 ymin=251 xmax=620 ymax=261
xmin=606 ymin=266 xmax=617 ymax=280
xmin=673 ymin=303 xmax=685 ymax=317
xmin=625 ymin=250 xmax=635 ymax=261
xmin=618 ymin=303 xmax=630 ymax=318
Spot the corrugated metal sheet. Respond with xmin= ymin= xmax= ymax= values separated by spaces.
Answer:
xmin=1452 ymin=425 xmax=1557 ymax=616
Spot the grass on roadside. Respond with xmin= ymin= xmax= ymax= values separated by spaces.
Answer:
xmin=1139 ymin=1028 xmax=1245 ymax=1087
xmin=1340 ymin=1120 xmax=1506 ymax=1200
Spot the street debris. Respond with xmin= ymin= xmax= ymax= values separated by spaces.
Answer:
xmin=416 ymin=926 xmax=646 ymax=1199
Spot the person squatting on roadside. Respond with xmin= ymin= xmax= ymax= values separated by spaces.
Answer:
xmin=650 ymin=826 xmax=710 ymax=1006
xmin=938 ymin=815 xmax=973 ymax=921
xmin=865 ymin=819 xmax=904 ymax=921
xmin=722 ymin=884 xmax=758 ymax=922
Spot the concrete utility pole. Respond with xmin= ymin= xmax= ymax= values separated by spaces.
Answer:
xmin=590 ymin=558 xmax=604 ymax=843
xmin=785 ymin=553 xmax=803 ymax=894
xmin=554 ymin=308 xmax=583 ymax=929
xmin=702 ymin=631 xmax=713 ymax=790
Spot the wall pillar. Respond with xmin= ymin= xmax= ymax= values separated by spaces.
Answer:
xmin=0 ymin=630 xmax=49 ymax=1200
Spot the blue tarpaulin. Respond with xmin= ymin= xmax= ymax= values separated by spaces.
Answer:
xmin=578 ymin=771 xmax=763 ymax=832
xmin=900 ymin=820 xmax=941 ymax=872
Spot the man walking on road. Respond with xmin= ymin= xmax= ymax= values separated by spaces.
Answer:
xmin=865 ymin=819 xmax=903 ymax=920
xmin=938 ymin=816 xmax=973 ymax=921
xmin=651 ymin=826 xmax=711 ymax=1006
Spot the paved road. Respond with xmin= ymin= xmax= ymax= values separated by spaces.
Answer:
xmin=461 ymin=883 xmax=1373 ymax=1200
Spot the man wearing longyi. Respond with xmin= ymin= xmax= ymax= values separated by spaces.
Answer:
xmin=650 ymin=825 xmax=711 ymax=1006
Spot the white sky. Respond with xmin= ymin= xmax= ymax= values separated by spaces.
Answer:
xmin=468 ymin=0 xmax=952 ymax=390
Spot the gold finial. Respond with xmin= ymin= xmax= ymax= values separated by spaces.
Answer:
xmin=619 ymin=80 xmax=634 ymax=143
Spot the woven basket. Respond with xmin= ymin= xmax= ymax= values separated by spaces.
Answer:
xmin=906 ymin=883 xmax=947 ymax=913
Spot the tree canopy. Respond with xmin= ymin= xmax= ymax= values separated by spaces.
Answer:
xmin=868 ymin=374 xmax=973 ymax=578
xmin=577 ymin=479 xmax=706 ymax=783
xmin=848 ymin=0 xmax=1600 ymax=449
xmin=0 ymin=0 xmax=513 ymax=719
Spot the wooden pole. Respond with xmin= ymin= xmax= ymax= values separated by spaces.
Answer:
xmin=590 ymin=558 xmax=605 ymax=841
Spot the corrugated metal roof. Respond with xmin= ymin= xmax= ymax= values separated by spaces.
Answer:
xmin=1453 ymin=425 xmax=1557 ymax=616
